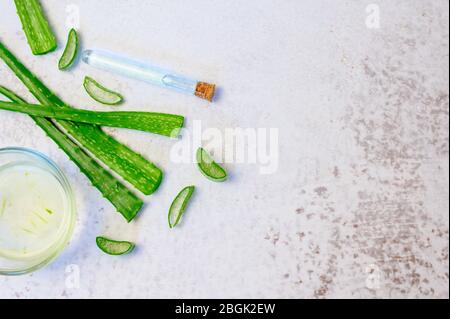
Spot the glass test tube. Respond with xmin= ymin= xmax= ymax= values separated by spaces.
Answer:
xmin=82 ymin=49 xmax=216 ymax=101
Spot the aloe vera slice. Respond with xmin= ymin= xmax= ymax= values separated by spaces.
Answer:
xmin=168 ymin=186 xmax=195 ymax=229
xmin=58 ymin=29 xmax=78 ymax=70
xmin=84 ymin=76 xmax=124 ymax=105
xmin=14 ymin=0 xmax=57 ymax=55
xmin=96 ymin=237 xmax=135 ymax=256
xmin=196 ymin=148 xmax=227 ymax=182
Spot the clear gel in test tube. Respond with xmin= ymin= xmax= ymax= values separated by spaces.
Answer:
xmin=82 ymin=49 xmax=216 ymax=101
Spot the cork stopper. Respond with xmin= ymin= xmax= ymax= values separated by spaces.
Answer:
xmin=195 ymin=82 xmax=216 ymax=102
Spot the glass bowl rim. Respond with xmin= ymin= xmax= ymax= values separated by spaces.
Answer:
xmin=0 ymin=147 xmax=76 ymax=276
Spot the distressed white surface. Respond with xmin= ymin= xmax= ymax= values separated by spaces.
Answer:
xmin=0 ymin=0 xmax=448 ymax=299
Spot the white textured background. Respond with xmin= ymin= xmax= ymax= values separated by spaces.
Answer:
xmin=0 ymin=0 xmax=448 ymax=299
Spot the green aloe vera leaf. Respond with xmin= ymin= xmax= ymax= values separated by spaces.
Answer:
xmin=14 ymin=0 xmax=57 ymax=55
xmin=0 ymin=100 xmax=184 ymax=137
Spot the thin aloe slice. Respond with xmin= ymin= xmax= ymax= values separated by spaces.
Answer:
xmin=196 ymin=148 xmax=227 ymax=182
xmin=14 ymin=0 xmax=57 ymax=55
xmin=58 ymin=29 xmax=78 ymax=70
xmin=84 ymin=76 xmax=124 ymax=105
xmin=0 ymin=86 xmax=143 ymax=222
xmin=168 ymin=186 xmax=195 ymax=229
xmin=96 ymin=237 xmax=135 ymax=256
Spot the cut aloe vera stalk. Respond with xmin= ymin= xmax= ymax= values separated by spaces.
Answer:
xmin=168 ymin=186 xmax=195 ymax=229
xmin=84 ymin=76 xmax=124 ymax=105
xmin=196 ymin=148 xmax=227 ymax=182
xmin=58 ymin=29 xmax=78 ymax=70
xmin=14 ymin=0 xmax=57 ymax=55
xmin=96 ymin=236 xmax=135 ymax=256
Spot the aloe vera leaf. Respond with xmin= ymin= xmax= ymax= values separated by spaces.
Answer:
xmin=0 ymin=86 xmax=143 ymax=222
xmin=84 ymin=77 xmax=123 ymax=106
xmin=0 ymin=41 xmax=162 ymax=195
xmin=0 ymin=101 xmax=184 ymax=137
xmin=14 ymin=0 xmax=57 ymax=55
xmin=96 ymin=237 xmax=135 ymax=255
xmin=58 ymin=28 xmax=78 ymax=70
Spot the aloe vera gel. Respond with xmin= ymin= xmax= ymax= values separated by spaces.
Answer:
xmin=0 ymin=148 xmax=75 ymax=275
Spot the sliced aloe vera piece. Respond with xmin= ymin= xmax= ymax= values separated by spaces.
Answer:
xmin=196 ymin=148 xmax=227 ymax=182
xmin=58 ymin=29 xmax=78 ymax=70
xmin=84 ymin=76 xmax=124 ymax=105
xmin=168 ymin=186 xmax=195 ymax=229
xmin=96 ymin=236 xmax=135 ymax=256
